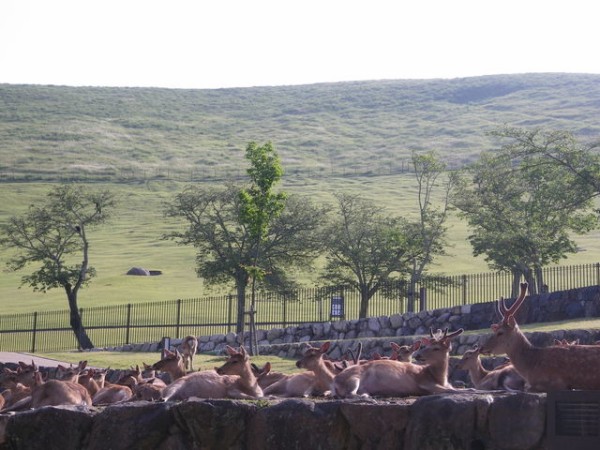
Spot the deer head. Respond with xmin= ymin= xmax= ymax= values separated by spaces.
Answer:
xmin=481 ymin=282 xmax=528 ymax=355
xmin=295 ymin=342 xmax=331 ymax=370
xmin=413 ymin=328 xmax=463 ymax=365
xmin=215 ymin=346 xmax=249 ymax=376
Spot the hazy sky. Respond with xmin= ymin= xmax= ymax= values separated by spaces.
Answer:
xmin=1 ymin=0 xmax=598 ymax=89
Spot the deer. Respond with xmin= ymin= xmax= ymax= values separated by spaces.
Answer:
xmin=480 ymin=282 xmax=600 ymax=391
xmin=55 ymin=360 xmax=87 ymax=383
xmin=261 ymin=342 xmax=337 ymax=398
xmin=331 ymin=328 xmax=463 ymax=398
xmin=251 ymin=362 xmax=289 ymax=390
xmin=2 ymin=368 xmax=92 ymax=412
xmin=160 ymin=345 xmax=262 ymax=401
xmin=152 ymin=349 xmax=187 ymax=382
xmin=390 ymin=341 xmax=420 ymax=362
xmin=456 ymin=344 xmax=525 ymax=391
xmin=179 ymin=335 xmax=198 ymax=372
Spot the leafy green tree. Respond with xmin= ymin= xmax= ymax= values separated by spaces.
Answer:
xmin=164 ymin=179 xmax=323 ymax=333
xmin=453 ymin=129 xmax=598 ymax=295
xmin=409 ymin=151 xmax=457 ymax=300
xmin=320 ymin=193 xmax=423 ymax=318
xmin=0 ymin=184 xmax=116 ymax=349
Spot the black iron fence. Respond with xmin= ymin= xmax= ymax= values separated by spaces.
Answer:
xmin=1 ymin=263 xmax=599 ymax=353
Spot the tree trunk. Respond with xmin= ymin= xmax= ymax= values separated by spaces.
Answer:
xmin=235 ymin=278 xmax=247 ymax=334
xmin=358 ymin=285 xmax=370 ymax=319
xmin=65 ymin=286 xmax=94 ymax=350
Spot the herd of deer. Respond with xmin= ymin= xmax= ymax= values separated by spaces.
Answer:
xmin=2 ymin=282 xmax=600 ymax=412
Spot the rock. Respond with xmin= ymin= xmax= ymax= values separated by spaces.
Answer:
xmin=126 ymin=267 xmax=150 ymax=276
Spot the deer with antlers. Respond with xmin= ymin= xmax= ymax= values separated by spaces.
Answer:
xmin=480 ymin=282 xmax=600 ymax=391
xmin=457 ymin=344 xmax=525 ymax=391
xmin=160 ymin=345 xmax=262 ymax=401
xmin=332 ymin=328 xmax=463 ymax=398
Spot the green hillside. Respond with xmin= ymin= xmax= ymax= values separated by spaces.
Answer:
xmin=1 ymin=73 xmax=600 ymax=314
xmin=2 ymin=73 xmax=600 ymax=181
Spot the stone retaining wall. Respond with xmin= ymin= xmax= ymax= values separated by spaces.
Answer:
xmin=105 ymin=285 xmax=600 ymax=359
xmin=0 ymin=393 xmax=549 ymax=450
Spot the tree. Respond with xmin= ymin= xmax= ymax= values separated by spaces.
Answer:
xmin=0 ymin=184 xmax=116 ymax=349
xmin=491 ymin=127 xmax=600 ymax=198
xmin=320 ymin=193 xmax=423 ymax=318
xmin=409 ymin=151 xmax=457 ymax=305
xmin=238 ymin=142 xmax=287 ymax=351
xmin=164 ymin=184 xmax=323 ymax=334
xmin=453 ymin=129 xmax=598 ymax=295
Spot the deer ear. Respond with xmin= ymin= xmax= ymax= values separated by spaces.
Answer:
xmin=225 ymin=345 xmax=236 ymax=356
xmin=491 ymin=324 xmax=500 ymax=332
xmin=507 ymin=315 xmax=517 ymax=328
xmin=320 ymin=341 xmax=331 ymax=353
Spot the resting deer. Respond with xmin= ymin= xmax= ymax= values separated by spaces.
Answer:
xmin=251 ymin=362 xmax=289 ymax=390
xmin=161 ymin=345 xmax=262 ymax=401
xmin=3 ymin=369 xmax=92 ymax=412
xmin=480 ymin=282 xmax=600 ymax=391
xmin=152 ymin=349 xmax=187 ymax=382
xmin=390 ymin=342 xmax=420 ymax=362
xmin=332 ymin=328 xmax=463 ymax=398
xmin=261 ymin=342 xmax=336 ymax=398
xmin=180 ymin=335 xmax=198 ymax=372
xmin=457 ymin=345 xmax=525 ymax=391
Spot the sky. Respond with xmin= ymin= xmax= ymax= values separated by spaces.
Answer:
xmin=1 ymin=0 xmax=599 ymax=90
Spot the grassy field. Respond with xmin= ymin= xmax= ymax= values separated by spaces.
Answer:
xmin=2 ymin=75 xmax=600 ymax=316
xmin=2 ymin=176 xmax=600 ymax=316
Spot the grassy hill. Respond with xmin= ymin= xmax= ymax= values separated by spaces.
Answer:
xmin=2 ymin=73 xmax=600 ymax=181
xmin=1 ymin=73 xmax=600 ymax=314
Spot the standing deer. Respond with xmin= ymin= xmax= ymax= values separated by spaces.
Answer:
xmin=457 ymin=344 xmax=525 ymax=391
xmin=161 ymin=345 xmax=262 ymax=401
xmin=180 ymin=335 xmax=198 ymax=372
xmin=480 ymin=282 xmax=600 ymax=391
xmin=332 ymin=328 xmax=463 ymax=398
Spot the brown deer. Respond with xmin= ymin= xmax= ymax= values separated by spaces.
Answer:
xmin=152 ymin=349 xmax=187 ymax=382
xmin=390 ymin=341 xmax=420 ymax=362
xmin=480 ymin=282 xmax=600 ymax=391
xmin=161 ymin=345 xmax=262 ymax=401
xmin=180 ymin=335 xmax=198 ymax=372
xmin=332 ymin=328 xmax=463 ymax=398
xmin=457 ymin=345 xmax=525 ymax=391
xmin=261 ymin=342 xmax=337 ymax=398
xmin=3 ymin=369 xmax=92 ymax=412
xmin=251 ymin=362 xmax=289 ymax=390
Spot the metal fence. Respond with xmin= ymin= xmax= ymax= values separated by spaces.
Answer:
xmin=1 ymin=263 xmax=599 ymax=353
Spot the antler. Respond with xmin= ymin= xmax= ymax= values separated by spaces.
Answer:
xmin=497 ymin=282 xmax=528 ymax=322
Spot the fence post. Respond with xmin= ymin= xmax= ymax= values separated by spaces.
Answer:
xmin=282 ymin=294 xmax=287 ymax=329
xmin=462 ymin=274 xmax=468 ymax=304
xmin=176 ymin=299 xmax=182 ymax=338
xmin=419 ymin=287 xmax=427 ymax=311
xmin=227 ymin=295 xmax=233 ymax=334
xmin=125 ymin=304 xmax=132 ymax=345
xmin=596 ymin=263 xmax=600 ymax=286
xmin=31 ymin=312 xmax=38 ymax=353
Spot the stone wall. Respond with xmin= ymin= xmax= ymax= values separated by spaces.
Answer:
xmin=106 ymin=285 xmax=600 ymax=360
xmin=0 ymin=392 xmax=549 ymax=450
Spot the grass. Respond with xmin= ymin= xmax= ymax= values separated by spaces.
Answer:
xmin=1 ymin=177 xmax=600 ymax=316
xmin=28 ymin=317 xmax=600 ymax=373
xmin=2 ymin=74 xmax=600 ymax=316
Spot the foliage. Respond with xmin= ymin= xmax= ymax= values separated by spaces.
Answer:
xmin=320 ymin=193 xmax=423 ymax=318
xmin=453 ymin=128 xmax=599 ymax=294
xmin=0 ymin=184 xmax=116 ymax=348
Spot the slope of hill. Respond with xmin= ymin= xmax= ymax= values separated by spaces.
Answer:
xmin=1 ymin=73 xmax=600 ymax=182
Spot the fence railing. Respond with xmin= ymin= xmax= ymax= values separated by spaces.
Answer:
xmin=1 ymin=263 xmax=599 ymax=353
